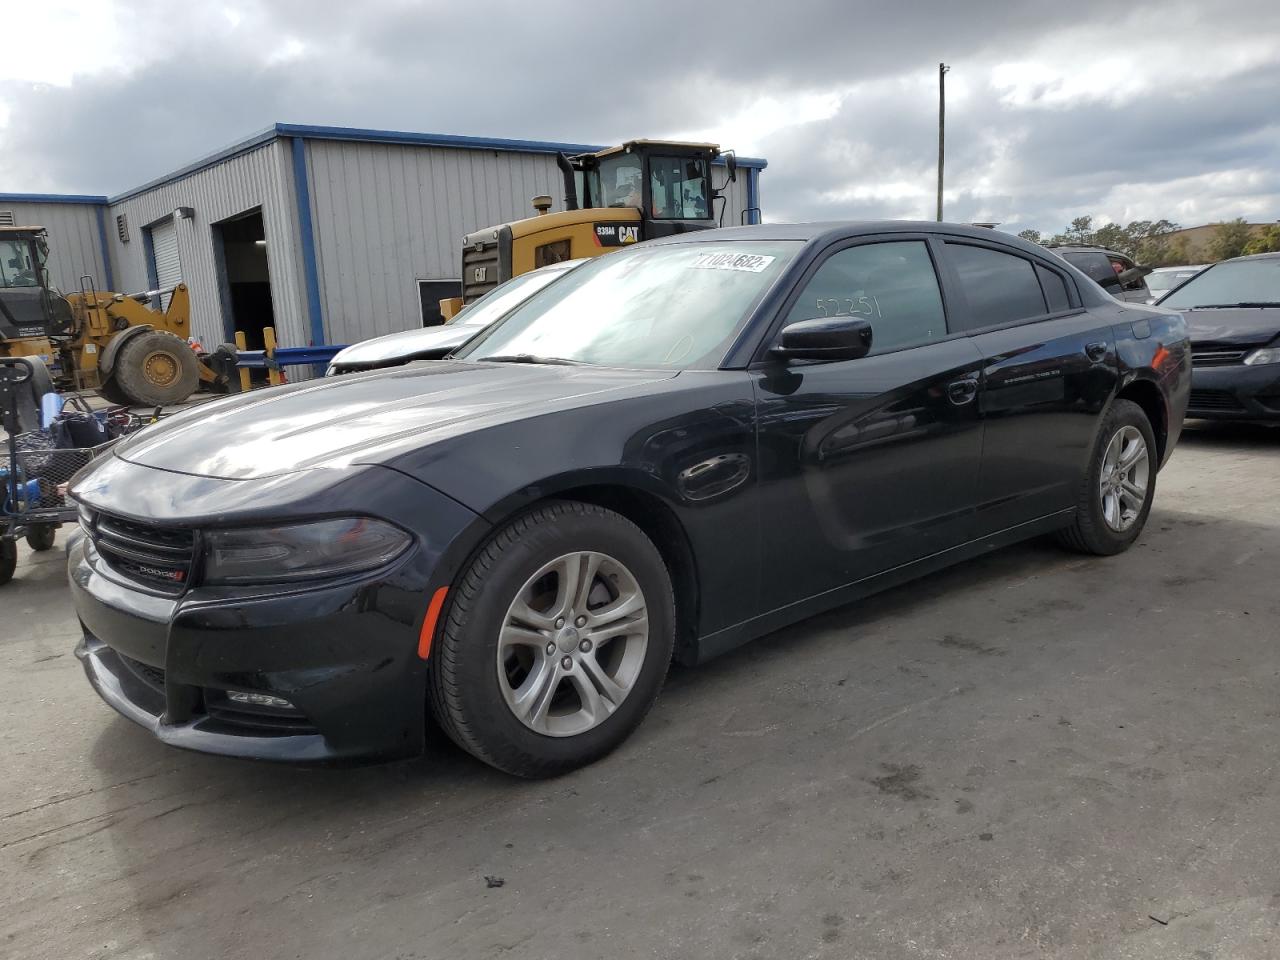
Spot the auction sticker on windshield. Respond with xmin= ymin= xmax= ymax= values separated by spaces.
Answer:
xmin=690 ymin=252 xmax=777 ymax=273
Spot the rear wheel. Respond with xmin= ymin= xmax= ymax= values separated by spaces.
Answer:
xmin=111 ymin=330 xmax=200 ymax=406
xmin=25 ymin=524 xmax=56 ymax=551
xmin=96 ymin=376 xmax=132 ymax=406
xmin=0 ymin=539 xmax=16 ymax=586
xmin=428 ymin=501 xmax=676 ymax=777
xmin=1057 ymin=399 xmax=1157 ymax=555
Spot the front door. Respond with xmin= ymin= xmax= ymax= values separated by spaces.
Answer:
xmin=752 ymin=237 xmax=985 ymax=613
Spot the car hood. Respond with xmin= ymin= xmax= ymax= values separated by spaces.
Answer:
xmin=114 ymin=361 xmax=677 ymax=480
xmin=1184 ymin=307 xmax=1280 ymax=346
xmin=329 ymin=323 xmax=481 ymax=367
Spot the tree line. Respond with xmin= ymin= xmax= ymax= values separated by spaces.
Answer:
xmin=1016 ymin=217 xmax=1280 ymax=265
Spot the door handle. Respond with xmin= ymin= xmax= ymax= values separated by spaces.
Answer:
xmin=1085 ymin=341 xmax=1108 ymax=362
xmin=947 ymin=377 xmax=979 ymax=406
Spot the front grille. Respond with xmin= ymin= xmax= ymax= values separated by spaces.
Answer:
xmin=1191 ymin=348 xmax=1248 ymax=367
xmin=461 ymin=242 xmax=502 ymax=302
xmin=1188 ymin=389 xmax=1244 ymax=411
xmin=91 ymin=512 xmax=196 ymax=593
xmin=119 ymin=653 xmax=166 ymax=693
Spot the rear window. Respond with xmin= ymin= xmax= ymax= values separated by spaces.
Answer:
xmin=1036 ymin=264 xmax=1072 ymax=312
xmin=946 ymin=243 xmax=1048 ymax=331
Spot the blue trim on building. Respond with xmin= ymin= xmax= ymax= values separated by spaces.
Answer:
xmin=107 ymin=127 xmax=279 ymax=204
xmin=93 ymin=206 xmax=116 ymax=290
xmin=141 ymin=227 xmax=159 ymax=291
xmin=0 ymin=192 xmax=108 ymax=205
xmin=289 ymin=137 xmax=326 ymax=346
xmin=8 ymin=124 xmax=767 ymax=210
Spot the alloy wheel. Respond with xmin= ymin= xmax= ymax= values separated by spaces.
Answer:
xmin=497 ymin=551 xmax=649 ymax=737
xmin=1099 ymin=425 xmax=1149 ymax=532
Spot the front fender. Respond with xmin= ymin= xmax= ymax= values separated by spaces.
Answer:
xmin=98 ymin=323 xmax=154 ymax=378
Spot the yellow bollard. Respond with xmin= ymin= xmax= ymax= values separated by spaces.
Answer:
xmin=234 ymin=331 xmax=251 ymax=392
xmin=263 ymin=327 xmax=282 ymax=386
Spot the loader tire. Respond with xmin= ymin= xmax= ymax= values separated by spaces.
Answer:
xmin=96 ymin=377 xmax=132 ymax=406
xmin=112 ymin=330 xmax=200 ymax=407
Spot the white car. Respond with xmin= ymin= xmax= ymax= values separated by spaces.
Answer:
xmin=326 ymin=259 xmax=585 ymax=375
xmin=1145 ymin=265 xmax=1206 ymax=304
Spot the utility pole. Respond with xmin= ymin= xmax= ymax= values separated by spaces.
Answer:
xmin=937 ymin=62 xmax=949 ymax=222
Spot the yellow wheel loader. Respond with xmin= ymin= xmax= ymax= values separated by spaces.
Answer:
xmin=0 ymin=225 xmax=228 ymax=406
xmin=442 ymin=140 xmax=737 ymax=318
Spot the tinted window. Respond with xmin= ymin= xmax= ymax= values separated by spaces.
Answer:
xmin=1061 ymin=251 xmax=1121 ymax=289
xmin=947 ymin=243 xmax=1047 ymax=330
xmin=1036 ymin=264 xmax=1071 ymax=312
xmin=649 ymin=156 xmax=710 ymax=219
xmin=783 ymin=241 xmax=945 ymax=355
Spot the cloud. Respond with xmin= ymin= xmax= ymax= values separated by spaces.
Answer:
xmin=1 ymin=0 xmax=1277 ymax=236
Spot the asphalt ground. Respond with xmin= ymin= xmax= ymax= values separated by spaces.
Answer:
xmin=2 ymin=421 xmax=1278 ymax=960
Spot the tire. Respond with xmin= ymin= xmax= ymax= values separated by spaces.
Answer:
xmin=428 ymin=500 xmax=676 ymax=777
xmin=111 ymin=330 xmax=200 ymax=407
xmin=26 ymin=524 xmax=56 ymax=551
xmin=1056 ymin=399 xmax=1157 ymax=555
xmin=0 ymin=539 xmax=15 ymax=586
xmin=96 ymin=376 xmax=132 ymax=406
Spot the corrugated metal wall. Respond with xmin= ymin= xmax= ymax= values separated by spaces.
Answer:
xmin=0 ymin=200 xmax=108 ymax=293
xmin=106 ymin=141 xmax=307 ymax=349
xmin=304 ymin=140 xmax=757 ymax=344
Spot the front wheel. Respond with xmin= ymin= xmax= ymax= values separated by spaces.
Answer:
xmin=428 ymin=501 xmax=676 ymax=777
xmin=1057 ymin=398 xmax=1157 ymax=555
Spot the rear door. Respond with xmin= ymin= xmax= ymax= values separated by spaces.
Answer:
xmin=752 ymin=236 xmax=985 ymax=612
xmin=939 ymin=240 xmax=1119 ymax=530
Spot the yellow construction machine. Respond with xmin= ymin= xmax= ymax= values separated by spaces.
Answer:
xmin=0 ymin=225 xmax=228 ymax=406
xmin=442 ymin=140 xmax=737 ymax=318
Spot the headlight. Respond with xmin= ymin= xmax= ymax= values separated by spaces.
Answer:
xmin=1243 ymin=347 xmax=1280 ymax=365
xmin=203 ymin=517 xmax=411 ymax=585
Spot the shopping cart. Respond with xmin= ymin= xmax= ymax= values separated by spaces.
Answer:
xmin=1 ymin=358 xmax=117 ymax=585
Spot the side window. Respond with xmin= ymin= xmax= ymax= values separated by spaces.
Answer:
xmin=1035 ymin=263 xmax=1072 ymax=312
xmin=946 ymin=243 xmax=1048 ymax=331
xmin=1067 ymin=252 xmax=1122 ymax=290
xmin=1109 ymin=255 xmax=1147 ymax=293
xmin=783 ymin=241 xmax=946 ymax=356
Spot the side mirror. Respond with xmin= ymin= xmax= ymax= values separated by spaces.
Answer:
xmin=770 ymin=316 xmax=873 ymax=362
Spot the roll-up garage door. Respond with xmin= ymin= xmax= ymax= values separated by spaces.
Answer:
xmin=150 ymin=218 xmax=181 ymax=311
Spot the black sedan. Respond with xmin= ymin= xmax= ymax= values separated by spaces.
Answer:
xmin=67 ymin=223 xmax=1190 ymax=776
xmin=1156 ymin=252 xmax=1280 ymax=420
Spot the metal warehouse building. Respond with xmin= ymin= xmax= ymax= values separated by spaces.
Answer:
xmin=1 ymin=124 xmax=766 ymax=353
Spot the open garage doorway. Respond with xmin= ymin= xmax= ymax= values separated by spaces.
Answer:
xmin=213 ymin=209 xmax=275 ymax=350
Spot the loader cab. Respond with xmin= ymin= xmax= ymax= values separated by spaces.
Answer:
xmin=0 ymin=227 xmax=64 ymax=341
xmin=577 ymin=140 xmax=726 ymax=235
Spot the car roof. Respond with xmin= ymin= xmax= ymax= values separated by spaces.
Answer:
xmin=1225 ymin=251 xmax=1280 ymax=263
xmin=648 ymin=220 xmax=1047 ymax=251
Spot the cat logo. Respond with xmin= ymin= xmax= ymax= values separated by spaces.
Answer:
xmin=594 ymin=223 xmax=642 ymax=248
xmin=473 ymin=266 xmax=487 ymax=283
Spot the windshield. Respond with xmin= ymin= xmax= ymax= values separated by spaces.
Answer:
xmin=1160 ymin=259 xmax=1280 ymax=308
xmin=1146 ymin=268 xmax=1201 ymax=294
xmin=451 ymin=265 xmax=576 ymax=328
xmin=456 ymin=241 xmax=800 ymax=369
xmin=0 ymin=239 xmax=38 ymax=288
xmin=588 ymin=154 xmax=644 ymax=208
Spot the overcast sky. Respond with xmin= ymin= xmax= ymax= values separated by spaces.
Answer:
xmin=3 ymin=1 xmax=1278 ymax=235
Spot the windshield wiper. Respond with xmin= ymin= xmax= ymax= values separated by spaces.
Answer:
xmin=478 ymin=354 xmax=588 ymax=366
xmin=1188 ymin=302 xmax=1280 ymax=309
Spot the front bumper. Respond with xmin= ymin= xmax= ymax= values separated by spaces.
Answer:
xmin=69 ymin=535 xmax=430 ymax=763
xmin=1188 ymin=363 xmax=1280 ymax=421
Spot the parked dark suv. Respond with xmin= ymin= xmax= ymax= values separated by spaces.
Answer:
xmin=1049 ymin=245 xmax=1153 ymax=303
xmin=67 ymin=222 xmax=1190 ymax=776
